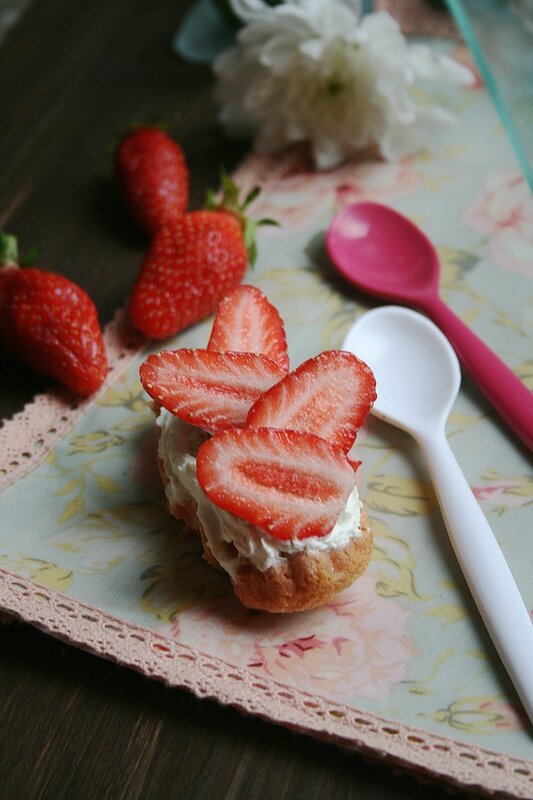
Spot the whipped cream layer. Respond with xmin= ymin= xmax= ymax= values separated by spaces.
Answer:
xmin=157 ymin=408 xmax=363 ymax=577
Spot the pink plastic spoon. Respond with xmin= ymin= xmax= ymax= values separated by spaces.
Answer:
xmin=326 ymin=202 xmax=533 ymax=451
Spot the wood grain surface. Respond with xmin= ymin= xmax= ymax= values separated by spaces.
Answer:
xmin=0 ymin=2 xmax=479 ymax=798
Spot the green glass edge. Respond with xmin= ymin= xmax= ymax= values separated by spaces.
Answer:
xmin=445 ymin=0 xmax=533 ymax=192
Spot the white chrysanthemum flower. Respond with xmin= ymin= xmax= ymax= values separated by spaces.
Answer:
xmin=213 ymin=0 xmax=474 ymax=169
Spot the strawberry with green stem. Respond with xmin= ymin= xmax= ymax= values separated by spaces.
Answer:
xmin=0 ymin=233 xmax=108 ymax=396
xmin=129 ymin=171 xmax=278 ymax=340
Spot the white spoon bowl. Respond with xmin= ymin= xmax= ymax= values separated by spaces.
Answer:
xmin=344 ymin=306 xmax=461 ymax=435
xmin=343 ymin=306 xmax=533 ymax=725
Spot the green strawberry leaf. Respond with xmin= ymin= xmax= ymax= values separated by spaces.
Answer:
xmin=206 ymin=169 xmax=281 ymax=266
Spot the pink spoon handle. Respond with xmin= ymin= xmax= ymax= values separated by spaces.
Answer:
xmin=421 ymin=296 xmax=533 ymax=450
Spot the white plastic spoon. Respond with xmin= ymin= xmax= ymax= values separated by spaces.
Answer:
xmin=343 ymin=305 xmax=533 ymax=725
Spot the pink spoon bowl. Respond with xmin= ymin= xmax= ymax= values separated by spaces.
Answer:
xmin=326 ymin=201 xmax=533 ymax=451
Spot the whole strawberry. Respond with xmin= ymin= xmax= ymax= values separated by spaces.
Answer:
xmin=0 ymin=234 xmax=108 ymax=396
xmin=129 ymin=173 xmax=272 ymax=340
xmin=115 ymin=126 xmax=189 ymax=236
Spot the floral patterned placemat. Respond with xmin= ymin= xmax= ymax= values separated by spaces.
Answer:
xmin=1 ymin=56 xmax=533 ymax=799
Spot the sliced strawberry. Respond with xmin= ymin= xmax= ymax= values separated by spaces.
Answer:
xmin=246 ymin=350 xmax=376 ymax=452
xmin=197 ymin=427 xmax=356 ymax=541
xmin=139 ymin=349 xmax=286 ymax=432
xmin=208 ymin=285 xmax=290 ymax=373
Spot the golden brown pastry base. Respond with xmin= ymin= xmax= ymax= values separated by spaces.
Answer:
xmin=159 ymin=454 xmax=373 ymax=613
xmin=233 ymin=509 xmax=372 ymax=613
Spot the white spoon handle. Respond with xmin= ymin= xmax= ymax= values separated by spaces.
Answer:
xmin=418 ymin=430 xmax=533 ymax=725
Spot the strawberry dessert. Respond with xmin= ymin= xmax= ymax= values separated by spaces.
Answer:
xmin=139 ymin=285 xmax=376 ymax=613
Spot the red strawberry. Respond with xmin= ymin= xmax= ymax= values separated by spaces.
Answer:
xmin=139 ymin=348 xmax=286 ymax=432
xmin=196 ymin=427 xmax=356 ymax=541
xmin=246 ymin=350 xmax=376 ymax=452
xmin=129 ymin=173 xmax=276 ymax=340
xmin=208 ymin=285 xmax=290 ymax=372
xmin=115 ymin=126 xmax=189 ymax=236
xmin=0 ymin=234 xmax=107 ymax=396
xmin=129 ymin=212 xmax=247 ymax=339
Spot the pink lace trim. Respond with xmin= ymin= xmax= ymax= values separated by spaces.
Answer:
xmin=0 ymin=308 xmax=146 ymax=491
xmin=0 ymin=568 xmax=531 ymax=799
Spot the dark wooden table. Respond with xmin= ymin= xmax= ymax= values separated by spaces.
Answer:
xmin=0 ymin=2 xmax=481 ymax=798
